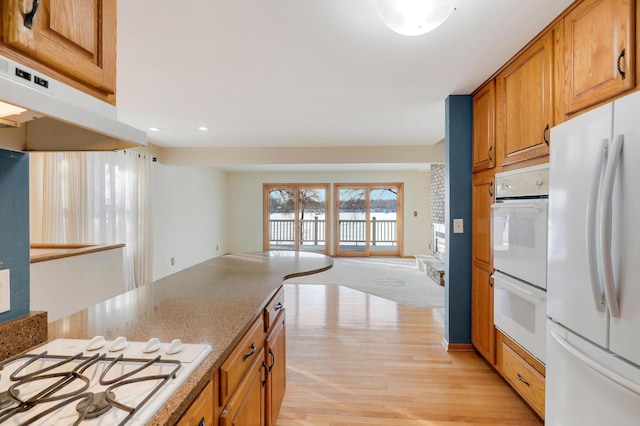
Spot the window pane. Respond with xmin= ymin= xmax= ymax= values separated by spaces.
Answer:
xmin=338 ymin=188 xmax=366 ymax=252
xmin=269 ymin=189 xmax=296 ymax=250
xmin=298 ymin=188 xmax=326 ymax=252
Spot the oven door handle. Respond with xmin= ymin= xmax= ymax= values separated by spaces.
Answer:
xmin=586 ymin=139 xmax=608 ymax=312
xmin=494 ymin=274 xmax=545 ymax=301
xmin=490 ymin=204 xmax=544 ymax=212
xmin=600 ymin=134 xmax=623 ymax=318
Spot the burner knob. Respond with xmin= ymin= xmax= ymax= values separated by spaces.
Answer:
xmin=109 ymin=336 xmax=128 ymax=352
xmin=87 ymin=335 xmax=106 ymax=351
xmin=144 ymin=338 xmax=161 ymax=353
xmin=166 ymin=339 xmax=185 ymax=355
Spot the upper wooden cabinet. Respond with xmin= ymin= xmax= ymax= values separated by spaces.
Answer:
xmin=472 ymin=80 xmax=496 ymax=172
xmin=1 ymin=0 xmax=116 ymax=101
xmin=564 ymin=0 xmax=635 ymax=114
xmin=497 ymin=30 xmax=554 ymax=167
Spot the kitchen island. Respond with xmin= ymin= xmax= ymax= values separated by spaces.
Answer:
xmin=46 ymin=251 xmax=333 ymax=425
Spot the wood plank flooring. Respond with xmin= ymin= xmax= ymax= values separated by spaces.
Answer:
xmin=278 ymin=284 xmax=543 ymax=425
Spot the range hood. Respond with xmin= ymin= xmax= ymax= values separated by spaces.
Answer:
xmin=0 ymin=54 xmax=146 ymax=151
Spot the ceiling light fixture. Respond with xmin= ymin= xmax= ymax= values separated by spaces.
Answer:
xmin=198 ymin=126 xmax=208 ymax=131
xmin=377 ymin=0 xmax=455 ymax=36
xmin=149 ymin=127 xmax=160 ymax=132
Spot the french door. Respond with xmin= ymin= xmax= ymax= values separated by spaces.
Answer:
xmin=263 ymin=184 xmax=329 ymax=253
xmin=334 ymin=183 xmax=403 ymax=257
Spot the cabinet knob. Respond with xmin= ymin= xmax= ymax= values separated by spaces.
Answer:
xmin=24 ymin=0 xmax=39 ymax=29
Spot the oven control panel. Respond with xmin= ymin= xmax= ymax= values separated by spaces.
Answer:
xmin=496 ymin=163 xmax=549 ymax=199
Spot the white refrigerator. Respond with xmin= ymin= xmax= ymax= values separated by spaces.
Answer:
xmin=547 ymin=89 xmax=640 ymax=425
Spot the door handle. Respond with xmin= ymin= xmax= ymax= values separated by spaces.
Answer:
xmin=24 ymin=0 xmax=39 ymax=29
xmin=242 ymin=343 xmax=256 ymax=361
xmin=617 ymin=48 xmax=626 ymax=80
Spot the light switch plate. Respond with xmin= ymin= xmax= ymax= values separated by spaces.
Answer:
xmin=453 ymin=218 xmax=464 ymax=234
xmin=0 ymin=269 xmax=10 ymax=313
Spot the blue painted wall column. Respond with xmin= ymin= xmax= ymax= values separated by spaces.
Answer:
xmin=444 ymin=95 xmax=472 ymax=345
xmin=0 ymin=149 xmax=30 ymax=322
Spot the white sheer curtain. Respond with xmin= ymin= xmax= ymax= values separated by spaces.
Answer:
xmin=33 ymin=150 xmax=153 ymax=290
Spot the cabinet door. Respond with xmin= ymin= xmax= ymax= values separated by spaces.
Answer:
xmin=220 ymin=348 xmax=266 ymax=426
xmin=2 ymin=0 xmax=116 ymax=95
xmin=177 ymin=380 xmax=214 ymax=426
xmin=564 ymin=0 xmax=634 ymax=114
xmin=471 ymin=263 xmax=495 ymax=364
xmin=472 ymin=80 xmax=496 ymax=172
xmin=472 ymin=172 xmax=494 ymax=270
xmin=265 ymin=311 xmax=286 ymax=426
xmin=497 ymin=31 xmax=553 ymax=167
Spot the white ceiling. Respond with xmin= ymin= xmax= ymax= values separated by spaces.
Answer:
xmin=116 ymin=0 xmax=573 ymax=149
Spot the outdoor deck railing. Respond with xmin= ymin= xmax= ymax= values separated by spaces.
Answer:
xmin=269 ymin=217 xmax=397 ymax=246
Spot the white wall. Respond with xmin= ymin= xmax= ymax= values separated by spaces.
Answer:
xmin=31 ymin=247 xmax=125 ymax=322
xmin=151 ymin=163 xmax=228 ymax=280
xmin=226 ymin=169 xmax=431 ymax=257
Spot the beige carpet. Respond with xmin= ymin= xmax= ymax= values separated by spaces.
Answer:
xmin=284 ymin=257 xmax=444 ymax=308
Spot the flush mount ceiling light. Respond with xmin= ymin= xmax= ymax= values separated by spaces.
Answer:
xmin=377 ymin=0 xmax=455 ymax=36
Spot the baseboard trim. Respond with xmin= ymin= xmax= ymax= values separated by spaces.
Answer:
xmin=441 ymin=338 xmax=475 ymax=352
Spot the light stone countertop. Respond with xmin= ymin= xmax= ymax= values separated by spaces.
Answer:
xmin=45 ymin=251 xmax=333 ymax=425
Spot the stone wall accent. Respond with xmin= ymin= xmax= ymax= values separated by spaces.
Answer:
xmin=429 ymin=163 xmax=445 ymax=254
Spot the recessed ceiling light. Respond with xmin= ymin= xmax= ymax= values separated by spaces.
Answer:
xmin=198 ymin=126 xmax=209 ymax=131
xmin=149 ymin=127 xmax=160 ymax=132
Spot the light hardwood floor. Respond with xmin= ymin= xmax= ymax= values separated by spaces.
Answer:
xmin=278 ymin=284 xmax=543 ymax=425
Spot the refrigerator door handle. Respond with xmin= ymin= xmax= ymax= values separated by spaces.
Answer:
xmin=586 ymin=139 xmax=608 ymax=312
xmin=550 ymin=327 xmax=640 ymax=396
xmin=600 ymin=134 xmax=623 ymax=318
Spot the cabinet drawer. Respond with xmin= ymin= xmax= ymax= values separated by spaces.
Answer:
xmin=501 ymin=343 xmax=545 ymax=418
xmin=220 ymin=316 xmax=265 ymax=405
xmin=177 ymin=380 xmax=213 ymax=426
xmin=264 ymin=287 xmax=285 ymax=332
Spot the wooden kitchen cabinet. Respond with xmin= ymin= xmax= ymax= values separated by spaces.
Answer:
xmin=471 ymin=170 xmax=495 ymax=364
xmin=471 ymin=263 xmax=495 ymax=364
xmin=217 ymin=286 xmax=288 ymax=425
xmin=496 ymin=30 xmax=554 ymax=167
xmin=1 ymin=0 xmax=116 ymax=102
xmin=472 ymin=80 xmax=496 ymax=172
xmin=219 ymin=316 xmax=265 ymax=405
xmin=219 ymin=347 xmax=266 ymax=426
xmin=496 ymin=331 xmax=545 ymax=419
xmin=471 ymin=172 xmax=494 ymax=270
xmin=563 ymin=0 xmax=635 ymax=114
xmin=265 ymin=310 xmax=286 ymax=426
xmin=177 ymin=380 xmax=214 ymax=426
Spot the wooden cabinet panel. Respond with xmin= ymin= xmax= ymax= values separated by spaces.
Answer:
xmin=472 ymin=172 xmax=494 ymax=269
xmin=564 ymin=0 xmax=634 ymax=114
xmin=2 ymin=0 xmax=116 ymax=96
xmin=264 ymin=287 xmax=284 ymax=332
xmin=219 ymin=316 xmax=265 ymax=405
xmin=473 ymin=80 xmax=496 ymax=172
xmin=220 ymin=348 xmax=266 ymax=426
xmin=177 ymin=380 xmax=214 ymax=426
xmin=265 ymin=311 xmax=286 ymax=426
xmin=499 ymin=336 xmax=545 ymax=419
xmin=471 ymin=263 xmax=495 ymax=364
xmin=497 ymin=31 xmax=554 ymax=167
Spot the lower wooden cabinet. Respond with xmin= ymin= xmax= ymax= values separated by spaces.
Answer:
xmin=219 ymin=348 xmax=267 ymax=426
xmin=265 ymin=310 xmax=286 ymax=426
xmin=215 ymin=286 xmax=288 ymax=426
xmin=471 ymin=263 xmax=495 ymax=364
xmin=496 ymin=331 xmax=545 ymax=419
xmin=177 ymin=380 xmax=214 ymax=426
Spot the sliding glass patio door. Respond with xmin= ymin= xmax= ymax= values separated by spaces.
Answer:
xmin=264 ymin=184 xmax=329 ymax=253
xmin=334 ymin=184 xmax=402 ymax=257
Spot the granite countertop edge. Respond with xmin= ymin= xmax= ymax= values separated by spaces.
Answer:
xmin=44 ymin=250 xmax=333 ymax=425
